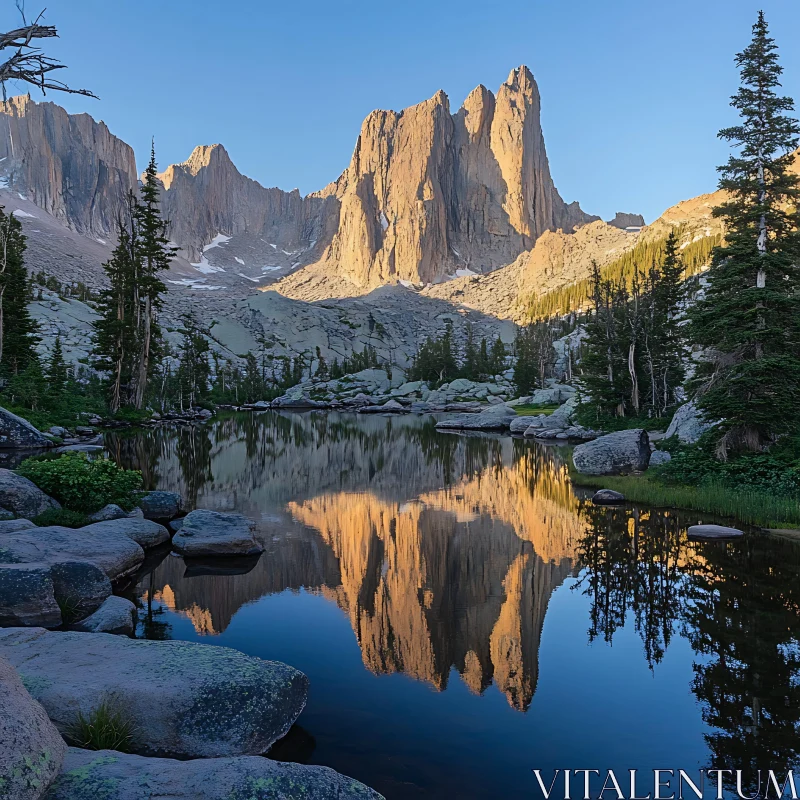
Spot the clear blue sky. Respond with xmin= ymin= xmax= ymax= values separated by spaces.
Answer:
xmin=4 ymin=0 xmax=799 ymax=222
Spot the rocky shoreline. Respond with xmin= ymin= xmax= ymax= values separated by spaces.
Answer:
xmin=0 ymin=472 xmax=383 ymax=799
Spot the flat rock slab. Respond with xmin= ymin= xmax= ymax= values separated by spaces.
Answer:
xmin=687 ymin=524 xmax=744 ymax=540
xmin=172 ymin=510 xmax=263 ymax=557
xmin=47 ymin=748 xmax=383 ymax=800
xmin=69 ymin=596 xmax=136 ymax=636
xmin=591 ymin=489 xmax=626 ymax=505
xmin=436 ymin=405 xmax=516 ymax=431
xmin=0 ymin=628 xmax=309 ymax=759
xmin=1 ymin=655 xmax=67 ymax=800
xmin=0 ymin=526 xmax=144 ymax=582
xmin=0 ymin=469 xmax=60 ymax=519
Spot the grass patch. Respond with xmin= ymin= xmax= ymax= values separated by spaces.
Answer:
xmin=67 ymin=700 xmax=136 ymax=752
xmin=514 ymin=404 xmax=559 ymax=417
xmin=32 ymin=508 xmax=90 ymax=528
xmin=570 ymin=470 xmax=800 ymax=528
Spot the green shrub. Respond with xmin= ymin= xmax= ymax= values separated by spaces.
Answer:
xmin=655 ymin=433 xmax=800 ymax=497
xmin=32 ymin=508 xmax=90 ymax=528
xmin=17 ymin=453 xmax=142 ymax=513
xmin=67 ymin=700 xmax=136 ymax=752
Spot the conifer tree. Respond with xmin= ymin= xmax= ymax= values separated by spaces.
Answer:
xmin=0 ymin=208 xmax=39 ymax=375
xmin=47 ymin=335 xmax=68 ymax=396
xmin=176 ymin=313 xmax=210 ymax=408
xmin=93 ymin=212 xmax=138 ymax=412
xmin=691 ymin=13 xmax=800 ymax=456
xmin=131 ymin=144 xmax=172 ymax=409
xmin=512 ymin=326 xmax=537 ymax=396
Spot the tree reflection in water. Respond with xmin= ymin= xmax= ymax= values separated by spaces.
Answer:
xmin=576 ymin=505 xmax=800 ymax=789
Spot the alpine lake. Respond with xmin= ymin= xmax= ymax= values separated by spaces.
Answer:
xmin=101 ymin=410 xmax=800 ymax=799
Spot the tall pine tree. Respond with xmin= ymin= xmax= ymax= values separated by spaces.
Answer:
xmin=690 ymin=12 xmax=800 ymax=456
xmin=0 ymin=208 xmax=39 ymax=375
xmin=93 ymin=209 xmax=138 ymax=412
xmin=131 ymin=143 xmax=172 ymax=409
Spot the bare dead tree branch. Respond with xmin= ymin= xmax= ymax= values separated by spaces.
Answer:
xmin=0 ymin=8 xmax=97 ymax=101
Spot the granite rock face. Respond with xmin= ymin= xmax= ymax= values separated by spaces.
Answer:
xmin=276 ymin=66 xmax=596 ymax=298
xmin=0 ymin=628 xmax=308 ymax=759
xmin=0 ymin=406 xmax=54 ymax=450
xmin=0 ymin=96 xmax=137 ymax=238
xmin=47 ymin=748 xmax=384 ymax=800
xmin=0 ymin=655 xmax=67 ymax=800
xmin=572 ymin=429 xmax=651 ymax=476
xmin=155 ymin=143 xmax=335 ymax=263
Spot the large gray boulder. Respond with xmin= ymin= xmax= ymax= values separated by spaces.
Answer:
xmin=0 ymin=526 xmax=144 ymax=582
xmin=46 ymin=748 xmax=383 ymax=800
xmin=69 ymin=596 xmax=136 ymax=636
xmin=573 ymin=429 xmax=651 ymax=475
xmin=0 ymin=628 xmax=308 ymax=759
xmin=82 ymin=518 xmax=170 ymax=550
xmin=510 ymin=416 xmax=535 ymax=434
xmin=48 ymin=562 xmax=112 ymax=620
xmin=137 ymin=491 xmax=182 ymax=521
xmin=0 ymin=656 xmax=67 ymax=800
xmin=665 ymin=400 xmax=715 ymax=444
xmin=0 ymin=470 xmax=60 ymax=519
xmin=0 ymin=565 xmax=61 ymax=628
xmin=0 ymin=406 xmax=54 ymax=450
xmin=172 ymin=510 xmax=263 ymax=557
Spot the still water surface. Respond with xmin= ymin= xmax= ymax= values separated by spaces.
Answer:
xmin=107 ymin=411 xmax=800 ymax=799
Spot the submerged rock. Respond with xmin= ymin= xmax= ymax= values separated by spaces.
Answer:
xmin=172 ymin=510 xmax=263 ymax=557
xmin=0 ymin=469 xmax=60 ymax=519
xmin=687 ymin=524 xmax=744 ymax=540
xmin=137 ymin=491 xmax=182 ymax=520
xmin=0 ymin=655 xmax=67 ymax=800
xmin=0 ymin=628 xmax=308 ymax=758
xmin=591 ymin=489 xmax=626 ymax=505
xmin=47 ymin=748 xmax=384 ymax=800
xmin=0 ymin=406 xmax=55 ymax=450
xmin=68 ymin=596 xmax=136 ymax=636
xmin=573 ymin=429 xmax=651 ymax=476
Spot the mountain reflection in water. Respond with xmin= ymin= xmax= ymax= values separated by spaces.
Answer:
xmin=109 ymin=411 xmax=800 ymax=799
